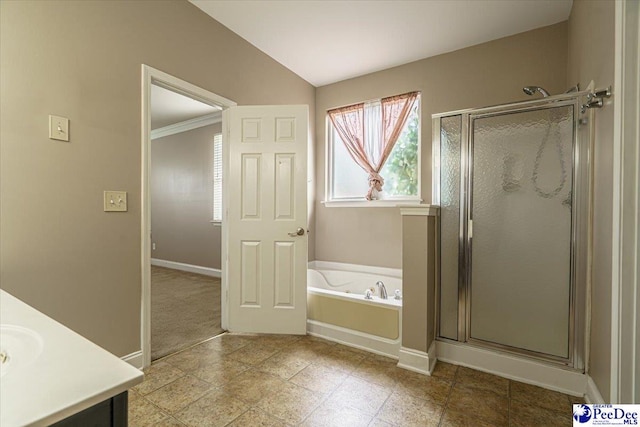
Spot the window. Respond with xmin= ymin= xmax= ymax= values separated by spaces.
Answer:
xmin=212 ymin=133 xmax=222 ymax=222
xmin=327 ymin=92 xmax=420 ymax=203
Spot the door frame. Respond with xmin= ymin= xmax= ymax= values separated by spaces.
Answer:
xmin=141 ymin=65 xmax=236 ymax=368
xmin=611 ymin=0 xmax=640 ymax=403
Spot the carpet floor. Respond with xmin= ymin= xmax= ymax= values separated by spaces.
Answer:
xmin=151 ymin=266 xmax=223 ymax=360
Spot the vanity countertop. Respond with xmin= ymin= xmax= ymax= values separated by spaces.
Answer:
xmin=0 ymin=289 xmax=143 ymax=426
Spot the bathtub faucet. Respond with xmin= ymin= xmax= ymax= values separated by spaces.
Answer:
xmin=376 ymin=281 xmax=388 ymax=299
xmin=365 ymin=289 xmax=374 ymax=300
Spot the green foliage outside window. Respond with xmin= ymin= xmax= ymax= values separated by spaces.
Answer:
xmin=380 ymin=106 xmax=419 ymax=196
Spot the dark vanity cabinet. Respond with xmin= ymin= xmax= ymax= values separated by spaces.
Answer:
xmin=50 ymin=392 xmax=128 ymax=427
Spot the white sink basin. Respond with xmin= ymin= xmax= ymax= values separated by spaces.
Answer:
xmin=0 ymin=324 xmax=44 ymax=377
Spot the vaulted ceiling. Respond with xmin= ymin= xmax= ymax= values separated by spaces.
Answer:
xmin=190 ymin=0 xmax=573 ymax=87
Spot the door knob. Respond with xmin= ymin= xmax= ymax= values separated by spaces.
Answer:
xmin=288 ymin=227 xmax=305 ymax=237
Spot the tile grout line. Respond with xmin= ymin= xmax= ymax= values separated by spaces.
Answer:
xmin=370 ymin=382 xmax=395 ymax=425
xmin=323 ymin=352 xmax=384 ymax=424
xmin=148 ymin=374 xmax=216 ymax=420
xmin=135 ymin=369 xmax=187 ymax=398
xmin=313 ymin=350 xmax=393 ymax=424
xmin=295 ymin=384 xmax=334 ymax=426
xmin=234 ymin=341 xmax=353 ymax=426
xmin=292 ymin=355 xmax=339 ymax=424
xmin=168 ymin=414 xmax=188 ymax=426
xmin=436 ymin=365 xmax=460 ymax=427
xmin=134 ymin=336 xmax=324 ymax=426
xmin=508 ymin=379 xmax=512 ymax=427
xmin=145 ymin=343 xmax=267 ymax=424
xmin=195 ymin=367 xmax=290 ymax=427
xmin=135 ymin=391 xmax=188 ymax=425
xmin=290 ymin=364 xmax=350 ymax=396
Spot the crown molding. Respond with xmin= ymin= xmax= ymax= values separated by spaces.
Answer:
xmin=151 ymin=112 xmax=222 ymax=140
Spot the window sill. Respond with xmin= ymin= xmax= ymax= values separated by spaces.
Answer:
xmin=321 ymin=199 xmax=423 ymax=208
xmin=210 ymin=220 xmax=222 ymax=226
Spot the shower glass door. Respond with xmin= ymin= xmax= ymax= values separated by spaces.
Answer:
xmin=434 ymin=94 xmax=588 ymax=368
xmin=469 ymin=106 xmax=573 ymax=359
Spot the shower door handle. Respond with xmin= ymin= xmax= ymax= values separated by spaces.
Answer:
xmin=288 ymin=227 xmax=305 ymax=237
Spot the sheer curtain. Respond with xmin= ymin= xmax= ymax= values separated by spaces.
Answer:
xmin=328 ymin=92 xmax=419 ymax=200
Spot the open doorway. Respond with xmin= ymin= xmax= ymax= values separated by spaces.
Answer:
xmin=149 ymin=84 xmax=224 ymax=360
xmin=141 ymin=66 xmax=237 ymax=368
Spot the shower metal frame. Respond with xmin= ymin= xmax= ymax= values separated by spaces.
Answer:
xmin=432 ymin=91 xmax=592 ymax=370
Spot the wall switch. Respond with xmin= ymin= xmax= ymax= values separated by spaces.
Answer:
xmin=104 ymin=191 xmax=127 ymax=212
xmin=49 ymin=115 xmax=69 ymax=141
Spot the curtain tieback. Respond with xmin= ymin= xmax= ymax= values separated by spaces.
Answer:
xmin=366 ymin=173 xmax=385 ymax=201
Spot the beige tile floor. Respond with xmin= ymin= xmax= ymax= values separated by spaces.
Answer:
xmin=129 ymin=333 xmax=583 ymax=426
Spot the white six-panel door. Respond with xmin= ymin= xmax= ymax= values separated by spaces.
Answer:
xmin=223 ymin=105 xmax=308 ymax=334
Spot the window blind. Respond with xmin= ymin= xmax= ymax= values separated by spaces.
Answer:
xmin=213 ymin=133 xmax=223 ymax=222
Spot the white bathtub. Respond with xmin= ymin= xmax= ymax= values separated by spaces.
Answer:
xmin=306 ymin=262 xmax=402 ymax=358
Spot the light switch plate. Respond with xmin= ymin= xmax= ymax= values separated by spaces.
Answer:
xmin=49 ymin=115 xmax=69 ymax=141
xmin=104 ymin=191 xmax=127 ymax=212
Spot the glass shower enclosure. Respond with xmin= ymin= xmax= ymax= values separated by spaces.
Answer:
xmin=433 ymin=93 xmax=590 ymax=369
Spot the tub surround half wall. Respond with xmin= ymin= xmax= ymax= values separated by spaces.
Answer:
xmin=398 ymin=206 xmax=438 ymax=375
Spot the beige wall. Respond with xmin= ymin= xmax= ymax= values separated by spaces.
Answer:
xmin=0 ymin=1 xmax=315 ymax=357
xmin=151 ymin=123 xmax=222 ymax=269
xmin=314 ymin=23 xmax=568 ymax=268
xmin=567 ymin=0 xmax=615 ymax=401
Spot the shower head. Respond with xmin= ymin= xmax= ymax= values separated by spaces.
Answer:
xmin=523 ymin=86 xmax=550 ymax=97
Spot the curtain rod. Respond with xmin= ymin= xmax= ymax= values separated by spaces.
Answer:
xmin=326 ymin=91 xmax=420 ymax=113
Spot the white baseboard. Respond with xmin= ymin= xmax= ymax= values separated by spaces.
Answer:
xmin=122 ymin=351 xmax=143 ymax=370
xmin=309 ymin=261 xmax=401 ymax=279
xmin=307 ymin=319 xmax=400 ymax=359
xmin=436 ymin=340 xmax=587 ymax=397
xmin=397 ymin=342 xmax=437 ymax=375
xmin=585 ymin=375 xmax=605 ymax=403
xmin=151 ymin=258 xmax=221 ymax=278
